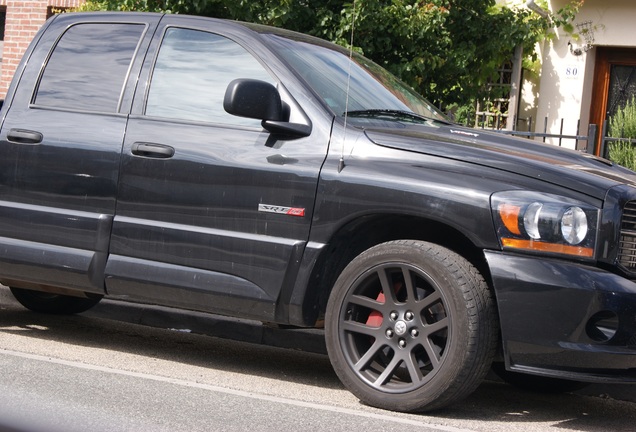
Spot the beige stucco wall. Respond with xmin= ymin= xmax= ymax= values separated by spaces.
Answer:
xmin=531 ymin=0 xmax=636 ymax=147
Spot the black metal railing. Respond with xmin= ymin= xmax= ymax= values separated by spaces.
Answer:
xmin=476 ymin=115 xmax=598 ymax=154
xmin=472 ymin=114 xmax=636 ymax=158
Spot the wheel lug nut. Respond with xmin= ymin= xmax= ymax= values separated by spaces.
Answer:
xmin=398 ymin=339 xmax=406 ymax=348
xmin=386 ymin=329 xmax=394 ymax=338
xmin=410 ymin=329 xmax=419 ymax=337
xmin=390 ymin=311 xmax=399 ymax=321
xmin=405 ymin=311 xmax=414 ymax=321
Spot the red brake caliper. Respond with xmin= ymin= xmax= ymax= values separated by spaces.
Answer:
xmin=366 ymin=292 xmax=385 ymax=327
xmin=365 ymin=281 xmax=404 ymax=327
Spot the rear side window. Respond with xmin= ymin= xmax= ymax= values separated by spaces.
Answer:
xmin=34 ymin=23 xmax=144 ymax=113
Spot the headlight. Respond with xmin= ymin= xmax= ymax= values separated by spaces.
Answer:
xmin=561 ymin=206 xmax=588 ymax=244
xmin=491 ymin=191 xmax=599 ymax=259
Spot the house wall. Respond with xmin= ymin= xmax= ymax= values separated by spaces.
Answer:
xmin=535 ymin=0 xmax=636 ymax=147
xmin=518 ymin=54 xmax=542 ymax=132
xmin=0 ymin=0 xmax=85 ymax=96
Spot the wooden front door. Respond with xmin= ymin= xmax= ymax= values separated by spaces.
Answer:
xmin=590 ymin=47 xmax=636 ymax=156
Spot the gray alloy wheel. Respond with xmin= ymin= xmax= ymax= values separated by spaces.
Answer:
xmin=10 ymin=287 xmax=103 ymax=315
xmin=325 ymin=240 xmax=498 ymax=412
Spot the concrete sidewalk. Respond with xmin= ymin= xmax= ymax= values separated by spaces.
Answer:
xmin=83 ymin=298 xmax=636 ymax=405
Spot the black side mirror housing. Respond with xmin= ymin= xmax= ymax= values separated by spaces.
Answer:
xmin=224 ymin=79 xmax=311 ymax=138
xmin=224 ymin=79 xmax=283 ymax=121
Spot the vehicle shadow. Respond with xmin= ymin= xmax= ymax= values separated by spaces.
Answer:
xmin=442 ymin=380 xmax=636 ymax=432
xmin=0 ymin=290 xmax=341 ymax=391
xmin=1 ymin=288 xmax=635 ymax=432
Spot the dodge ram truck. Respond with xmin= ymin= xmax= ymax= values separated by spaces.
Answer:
xmin=1 ymin=11 xmax=635 ymax=412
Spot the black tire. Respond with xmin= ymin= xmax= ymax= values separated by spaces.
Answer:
xmin=325 ymin=240 xmax=498 ymax=412
xmin=10 ymin=287 xmax=102 ymax=315
xmin=491 ymin=362 xmax=589 ymax=393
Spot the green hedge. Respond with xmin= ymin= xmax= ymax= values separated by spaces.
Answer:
xmin=608 ymin=96 xmax=636 ymax=171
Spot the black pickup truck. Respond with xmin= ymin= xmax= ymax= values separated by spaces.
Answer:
xmin=1 ymin=11 xmax=635 ymax=412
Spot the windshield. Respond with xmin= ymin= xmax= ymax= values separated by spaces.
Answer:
xmin=264 ymin=34 xmax=447 ymax=122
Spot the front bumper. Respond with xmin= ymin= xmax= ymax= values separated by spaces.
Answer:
xmin=485 ymin=250 xmax=636 ymax=383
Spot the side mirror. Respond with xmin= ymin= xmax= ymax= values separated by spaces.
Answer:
xmin=224 ymin=78 xmax=312 ymax=138
xmin=223 ymin=79 xmax=283 ymax=121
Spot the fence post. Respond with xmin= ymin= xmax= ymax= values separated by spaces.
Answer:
xmin=586 ymin=124 xmax=597 ymax=154
xmin=600 ymin=120 xmax=609 ymax=158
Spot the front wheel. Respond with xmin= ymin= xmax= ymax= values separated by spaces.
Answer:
xmin=325 ymin=240 xmax=498 ymax=412
xmin=10 ymin=287 xmax=103 ymax=314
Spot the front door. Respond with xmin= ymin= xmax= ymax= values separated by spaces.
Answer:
xmin=105 ymin=19 xmax=329 ymax=321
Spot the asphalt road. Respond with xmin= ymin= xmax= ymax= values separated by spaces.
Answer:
xmin=1 ymin=286 xmax=635 ymax=432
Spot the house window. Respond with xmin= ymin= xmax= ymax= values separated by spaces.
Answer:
xmin=0 ymin=6 xmax=6 ymax=41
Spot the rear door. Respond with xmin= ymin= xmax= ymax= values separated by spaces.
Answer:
xmin=105 ymin=16 xmax=330 ymax=321
xmin=0 ymin=14 xmax=159 ymax=293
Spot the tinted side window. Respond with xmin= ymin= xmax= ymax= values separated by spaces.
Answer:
xmin=35 ymin=23 xmax=144 ymax=112
xmin=146 ymin=28 xmax=274 ymax=125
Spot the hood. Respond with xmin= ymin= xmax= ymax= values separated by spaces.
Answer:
xmin=364 ymin=123 xmax=636 ymax=200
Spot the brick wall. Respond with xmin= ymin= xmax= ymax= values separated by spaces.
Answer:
xmin=0 ymin=0 xmax=86 ymax=96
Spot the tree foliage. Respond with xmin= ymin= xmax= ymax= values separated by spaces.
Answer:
xmin=78 ymin=0 xmax=581 ymax=108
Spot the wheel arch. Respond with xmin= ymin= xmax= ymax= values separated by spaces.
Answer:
xmin=298 ymin=213 xmax=495 ymax=327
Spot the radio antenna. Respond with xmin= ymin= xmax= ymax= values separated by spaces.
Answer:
xmin=339 ymin=0 xmax=357 ymax=173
